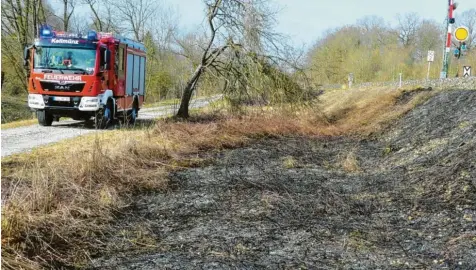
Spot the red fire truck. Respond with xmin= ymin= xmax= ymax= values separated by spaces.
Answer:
xmin=23 ymin=24 xmax=146 ymax=128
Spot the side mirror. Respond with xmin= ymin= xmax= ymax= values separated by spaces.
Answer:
xmin=104 ymin=49 xmax=111 ymax=70
xmin=23 ymin=46 xmax=30 ymax=68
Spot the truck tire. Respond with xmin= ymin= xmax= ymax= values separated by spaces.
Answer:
xmin=128 ymin=103 xmax=138 ymax=125
xmin=95 ymin=100 xmax=113 ymax=129
xmin=37 ymin=110 xmax=53 ymax=126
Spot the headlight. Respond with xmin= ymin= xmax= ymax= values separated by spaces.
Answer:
xmin=28 ymin=94 xmax=45 ymax=109
xmin=78 ymin=96 xmax=101 ymax=111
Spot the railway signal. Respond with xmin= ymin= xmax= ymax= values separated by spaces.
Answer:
xmin=441 ymin=0 xmax=458 ymax=78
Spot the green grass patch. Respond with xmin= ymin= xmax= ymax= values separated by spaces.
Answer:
xmin=1 ymin=95 xmax=35 ymax=124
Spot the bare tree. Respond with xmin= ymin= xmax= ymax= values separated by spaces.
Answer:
xmin=60 ymin=0 xmax=75 ymax=31
xmin=458 ymin=9 xmax=476 ymax=47
xmin=69 ymin=13 xmax=90 ymax=34
xmin=106 ymin=0 xmax=158 ymax=41
xmin=1 ymin=0 xmax=45 ymax=46
xmin=151 ymin=5 xmax=179 ymax=52
xmin=1 ymin=0 xmax=47 ymax=91
xmin=357 ymin=15 xmax=396 ymax=47
xmin=414 ymin=19 xmax=443 ymax=59
xmin=81 ymin=0 xmax=102 ymax=31
xmin=174 ymin=31 xmax=207 ymax=66
xmin=176 ymin=0 xmax=244 ymax=118
xmin=175 ymin=0 xmax=297 ymax=118
xmin=396 ymin=12 xmax=421 ymax=47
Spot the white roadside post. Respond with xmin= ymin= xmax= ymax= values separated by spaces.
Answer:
xmin=399 ymin=73 xmax=402 ymax=88
xmin=427 ymin=50 xmax=434 ymax=80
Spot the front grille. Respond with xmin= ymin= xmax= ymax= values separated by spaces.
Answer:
xmin=40 ymin=81 xmax=85 ymax=92
xmin=44 ymin=96 xmax=82 ymax=108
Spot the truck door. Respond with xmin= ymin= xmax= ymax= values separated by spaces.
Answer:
xmin=117 ymin=43 xmax=126 ymax=96
xmin=126 ymin=48 xmax=134 ymax=96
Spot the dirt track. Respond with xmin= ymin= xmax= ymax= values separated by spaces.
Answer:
xmin=91 ymin=90 xmax=476 ymax=269
xmin=1 ymin=96 xmax=219 ymax=157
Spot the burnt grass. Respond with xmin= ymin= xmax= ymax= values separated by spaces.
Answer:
xmin=91 ymin=90 xmax=476 ymax=269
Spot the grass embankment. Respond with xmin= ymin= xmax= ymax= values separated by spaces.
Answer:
xmin=1 ymin=95 xmax=35 ymax=124
xmin=1 ymin=86 xmax=436 ymax=268
xmin=1 ymin=95 xmax=76 ymax=129
xmin=1 ymin=119 xmax=38 ymax=129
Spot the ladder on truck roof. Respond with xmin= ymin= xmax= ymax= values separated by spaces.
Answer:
xmin=98 ymin=32 xmax=146 ymax=52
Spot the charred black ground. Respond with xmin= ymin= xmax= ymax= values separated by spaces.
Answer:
xmin=91 ymin=90 xmax=476 ymax=269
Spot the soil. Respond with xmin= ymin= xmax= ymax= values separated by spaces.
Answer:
xmin=90 ymin=90 xmax=476 ymax=269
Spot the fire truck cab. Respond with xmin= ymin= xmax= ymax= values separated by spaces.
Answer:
xmin=24 ymin=24 xmax=146 ymax=128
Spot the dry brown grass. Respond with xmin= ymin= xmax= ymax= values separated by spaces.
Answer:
xmin=1 ymin=119 xmax=38 ymax=129
xmin=1 ymin=86 xmax=436 ymax=268
xmin=317 ymin=86 xmax=435 ymax=136
xmin=1 ymin=118 xmax=75 ymax=130
xmin=341 ymin=151 xmax=361 ymax=173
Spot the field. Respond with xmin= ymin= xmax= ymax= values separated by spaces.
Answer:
xmin=2 ymin=86 xmax=475 ymax=269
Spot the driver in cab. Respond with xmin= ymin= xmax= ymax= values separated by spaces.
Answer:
xmin=63 ymin=51 xmax=75 ymax=67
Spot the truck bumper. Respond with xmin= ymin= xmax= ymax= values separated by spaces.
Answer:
xmin=28 ymin=94 xmax=105 ymax=112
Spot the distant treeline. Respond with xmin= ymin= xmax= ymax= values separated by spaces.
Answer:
xmin=305 ymin=11 xmax=476 ymax=86
xmin=1 ymin=0 xmax=218 ymax=103
xmin=2 ymin=1 xmax=475 ymax=105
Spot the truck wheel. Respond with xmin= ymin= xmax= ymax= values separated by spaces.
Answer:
xmin=37 ymin=110 xmax=53 ymax=126
xmin=95 ymin=101 xmax=113 ymax=129
xmin=128 ymin=104 xmax=138 ymax=125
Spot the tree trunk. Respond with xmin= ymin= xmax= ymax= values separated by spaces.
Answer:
xmin=89 ymin=2 xmax=103 ymax=31
xmin=63 ymin=1 xmax=68 ymax=31
xmin=177 ymin=65 xmax=203 ymax=118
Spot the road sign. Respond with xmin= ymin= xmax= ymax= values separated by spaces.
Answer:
xmin=427 ymin=50 xmax=435 ymax=62
xmin=463 ymin=66 xmax=471 ymax=77
xmin=454 ymin=26 xmax=469 ymax=42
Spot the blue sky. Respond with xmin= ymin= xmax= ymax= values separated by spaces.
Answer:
xmin=55 ymin=0 xmax=476 ymax=48
xmin=164 ymin=0 xmax=476 ymax=48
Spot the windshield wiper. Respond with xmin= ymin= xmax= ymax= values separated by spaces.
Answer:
xmin=37 ymin=67 xmax=64 ymax=74
xmin=68 ymin=68 xmax=88 ymax=75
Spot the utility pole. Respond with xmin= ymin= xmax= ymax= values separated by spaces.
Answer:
xmin=441 ymin=0 xmax=457 ymax=78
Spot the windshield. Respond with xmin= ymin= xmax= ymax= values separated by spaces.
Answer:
xmin=34 ymin=47 xmax=96 ymax=74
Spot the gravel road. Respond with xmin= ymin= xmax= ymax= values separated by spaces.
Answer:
xmin=1 ymin=96 xmax=220 ymax=157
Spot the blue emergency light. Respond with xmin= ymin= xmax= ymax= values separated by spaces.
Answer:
xmin=87 ymin=30 xmax=98 ymax=40
xmin=39 ymin=24 xmax=54 ymax=38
